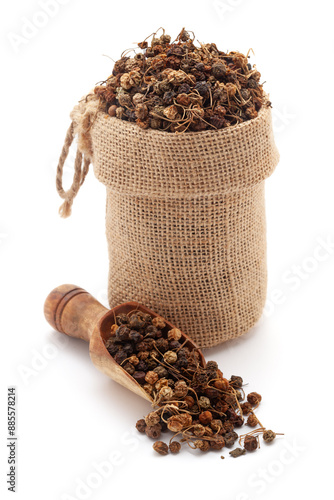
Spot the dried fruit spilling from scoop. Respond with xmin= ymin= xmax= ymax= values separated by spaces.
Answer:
xmin=104 ymin=309 xmax=283 ymax=457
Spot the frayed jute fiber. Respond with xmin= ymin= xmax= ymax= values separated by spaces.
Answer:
xmin=56 ymin=93 xmax=279 ymax=348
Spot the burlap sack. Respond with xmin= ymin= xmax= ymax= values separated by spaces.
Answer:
xmin=56 ymin=94 xmax=279 ymax=348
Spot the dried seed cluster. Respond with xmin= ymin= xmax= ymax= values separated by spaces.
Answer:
xmin=105 ymin=309 xmax=282 ymax=458
xmin=94 ymin=28 xmax=270 ymax=133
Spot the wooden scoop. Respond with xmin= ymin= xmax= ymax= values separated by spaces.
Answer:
xmin=44 ymin=285 xmax=206 ymax=403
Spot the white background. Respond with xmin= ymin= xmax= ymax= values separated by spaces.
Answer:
xmin=1 ymin=0 xmax=333 ymax=499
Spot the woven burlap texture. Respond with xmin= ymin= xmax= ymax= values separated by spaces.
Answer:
xmin=71 ymin=96 xmax=279 ymax=348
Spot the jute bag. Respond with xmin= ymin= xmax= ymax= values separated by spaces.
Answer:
xmin=56 ymin=94 xmax=279 ymax=348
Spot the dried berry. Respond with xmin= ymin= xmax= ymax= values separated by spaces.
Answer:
xmin=184 ymin=395 xmax=195 ymax=408
xmin=123 ymin=362 xmax=135 ymax=375
xmin=204 ymin=387 xmax=220 ymax=399
xmin=199 ymin=396 xmax=211 ymax=409
xmin=155 ymin=338 xmax=169 ymax=353
xmin=153 ymin=366 xmax=168 ymax=378
xmin=145 ymin=411 xmax=160 ymax=427
xmin=137 ymin=339 xmax=155 ymax=352
xmin=233 ymin=415 xmax=244 ymax=428
xmin=158 ymin=386 xmax=174 ymax=401
xmin=167 ymin=415 xmax=185 ymax=432
xmin=224 ymin=394 xmax=237 ymax=406
xmin=145 ymin=423 xmax=162 ymax=439
xmin=117 ymin=93 xmax=132 ymax=107
xmin=210 ymin=419 xmax=223 ymax=432
xmin=174 ymin=358 xmax=188 ymax=370
xmin=108 ymin=104 xmax=117 ymax=117
xmin=230 ymin=376 xmax=243 ymax=388
xmin=120 ymin=73 xmax=132 ymax=90
xmin=115 ymin=326 xmax=130 ymax=342
xmin=146 ymin=359 xmax=157 ymax=371
xmin=129 ymin=331 xmax=143 ymax=343
xmin=211 ymin=62 xmax=227 ymax=80
xmin=153 ymin=441 xmax=168 ymax=455
xmin=224 ymin=431 xmax=239 ymax=447
xmin=174 ymin=380 xmax=188 ymax=398
xmin=160 ymin=34 xmax=171 ymax=44
xmin=193 ymin=424 xmax=206 ymax=437
xmin=122 ymin=343 xmax=134 ymax=355
xmin=245 ymin=107 xmax=258 ymax=120
xmin=194 ymin=440 xmax=210 ymax=452
xmin=225 ymin=83 xmax=237 ymax=98
xmin=244 ymin=435 xmax=258 ymax=452
xmin=223 ymin=421 xmax=235 ymax=434
xmin=241 ymin=402 xmax=253 ymax=415
xmin=152 ymin=316 xmax=166 ymax=329
xmin=115 ymin=107 xmax=125 ymax=119
xmin=247 ymin=392 xmax=262 ymax=405
xmin=145 ymin=325 xmax=159 ymax=339
xmin=199 ymin=411 xmax=213 ymax=425
xmin=135 ymin=419 xmax=146 ymax=433
xmin=155 ymin=378 xmax=168 ymax=391
xmin=180 ymin=413 xmax=192 ymax=427
xmin=213 ymin=378 xmax=229 ymax=391
xmin=105 ymin=338 xmax=119 ymax=356
xmin=206 ymin=361 xmax=218 ymax=370
xmin=150 ymin=117 xmax=162 ymax=129
xmin=248 ymin=79 xmax=258 ymax=89
xmin=210 ymin=437 xmax=225 ymax=450
xmin=136 ymin=359 xmax=147 ymax=371
xmin=114 ymin=350 xmax=127 ymax=365
xmin=168 ymin=340 xmax=181 ymax=350
xmin=163 ymin=105 xmax=179 ymax=120
xmin=246 ymin=414 xmax=258 ymax=427
xmin=145 ymin=371 xmax=159 ymax=385
xmin=240 ymin=88 xmax=250 ymax=101
xmin=116 ymin=313 xmax=129 ymax=325
xmin=167 ymin=328 xmax=182 ymax=341
xmin=263 ymin=430 xmax=276 ymax=443
xmin=133 ymin=371 xmax=146 ymax=385
xmin=192 ymin=371 xmax=208 ymax=390
xmin=143 ymin=383 xmax=154 ymax=395
xmin=135 ymin=103 xmax=148 ymax=120
xmin=162 ymin=90 xmax=175 ymax=106
xmin=163 ymin=351 xmax=178 ymax=364
xmin=128 ymin=314 xmax=145 ymax=330
xmin=214 ymin=401 xmax=229 ymax=415
xmin=176 ymin=93 xmax=191 ymax=106
xmin=209 ymin=114 xmax=225 ymax=129
xmin=194 ymin=81 xmax=210 ymax=99
xmin=169 ymin=441 xmax=181 ymax=454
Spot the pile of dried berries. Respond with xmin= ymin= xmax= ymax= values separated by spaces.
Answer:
xmin=93 ymin=27 xmax=270 ymax=132
xmin=104 ymin=310 xmax=282 ymax=457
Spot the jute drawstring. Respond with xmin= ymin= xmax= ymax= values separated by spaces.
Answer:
xmin=56 ymin=122 xmax=90 ymax=218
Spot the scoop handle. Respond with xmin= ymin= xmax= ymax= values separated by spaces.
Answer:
xmin=44 ymin=285 xmax=108 ymax=342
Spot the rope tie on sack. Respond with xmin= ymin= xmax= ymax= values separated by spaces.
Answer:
xmin=56 ymin=122 xmax=90 ymax=218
